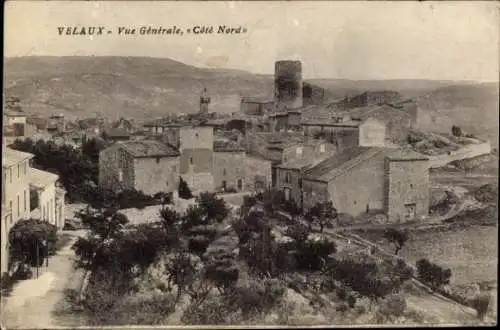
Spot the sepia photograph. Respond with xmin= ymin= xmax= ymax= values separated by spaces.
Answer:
xmin=1 ymin=0 xmax=498 ymax=328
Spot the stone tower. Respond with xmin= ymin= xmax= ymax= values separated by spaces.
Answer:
xmin=274 ymin=60 xmax=303 ymax=109
xmin=200 ymin=88 xmax=211 ymax=113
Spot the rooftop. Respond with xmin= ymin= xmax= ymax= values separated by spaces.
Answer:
xmin=385 ymin=148 xmax=429 ymax=161
xmin=304 ymin=147 xmax=383 ymax=182
xmin=120 ymin=140 xmax=180 ymax=158
xmin=213 ymin=140 xmax=246 ymax=153
xmin=105 ymin=128 xmax=131 ymax=138
xmin=29 ymin=168 xmax=59 ymax=189
xmin=2 ymin=148 xmax=34 ymax=168
xmin=5 ymin=110 xmax=27 ymax=117
xmin=303 ymin=146 xmax=429 ymax=182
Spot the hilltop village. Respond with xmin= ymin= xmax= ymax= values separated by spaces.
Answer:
xmin=2 ymin=60 xmax=496 ymax=327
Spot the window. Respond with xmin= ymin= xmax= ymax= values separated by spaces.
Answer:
xmin=190 ymin=157 xmax=193 ymax=165
xmin=118 ymin=170 xmax=123 ymax=182
xmin=17 ymin=195 xmax=20 ymax=217
xmin=404 ymin=203 xmax=417 ymax=221
xmin=410 ymin=184 xmax=414 ymax=189
xmin=17 ymin=164 xmax=20 ymax=178
xmin=237 ymin=179 xmax=243 ymax=190
xmin=223 ymin=168 xmax=227 ymax=176
xmin=222 ymin=181 xmax=227 ymax=190
xmin=24 ymin=190 xmax=27 ymax=211
xmin=24 ymin=162 xmax=27 ymax=175
xmin=156 ymin=157 xmax=161 ymax=164
xmin=9 ymin=200 xmax=12 ymax=213
xmin=285 ymin=172 xmax=292 ymax=183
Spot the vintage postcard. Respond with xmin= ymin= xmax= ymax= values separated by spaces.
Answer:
xmin=1 ymin=0 xmax=498 ymax=328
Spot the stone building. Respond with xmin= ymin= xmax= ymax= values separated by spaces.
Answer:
xmin=213 ymin=140 xmax=272 ymax=192
xmin=275 ymin=141 xmax=336 ymax=203
xmin=3 ymin=111 xmax=27 ymax=144
xmin=99 ymin=140 xmax=180 ymax=196
xmin=143 ymin=120 xmax=182 ymax=148
xmin=302 ymin=117 xmax=386 ymax=152
xmin=300 ymin=146 xmax=429 ymax=222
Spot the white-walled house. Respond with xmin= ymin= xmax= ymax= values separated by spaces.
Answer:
xmin=1 ymin=145 xmax=66 ymax=276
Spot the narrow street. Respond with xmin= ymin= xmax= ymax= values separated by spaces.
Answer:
xmin=1 ymin=230 xmax=87 ymax=329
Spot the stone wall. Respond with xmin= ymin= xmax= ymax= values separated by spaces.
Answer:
xmin=179 ymin=149 xmax=213 ymax=174
xmin=213 ymin=152 xmax=272 ymax=192
xmin=99 ymin=145 xmax=135 ymax=192
xmin=385 ymin=159 xmax=430 ymax=222
xmin=302 ymin=179 xmax=329 ymax=211
xmin=133 ymin=156 xmax=180 ymax=195
xmin=327 ymin=152 xmax=386 ymax=217
xmin=179 ymin=126 xmax=214 ymax=151
xmin=213 ymin=152 xmax=246 ymax=191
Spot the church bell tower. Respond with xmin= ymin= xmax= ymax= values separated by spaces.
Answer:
xmin=200 ymin=88 xmax=211 ymax=114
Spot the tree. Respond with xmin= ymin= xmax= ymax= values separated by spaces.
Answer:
xmin=196 ymin=192 xmax=230 ymax=223
xmin=165 ymin=252 xmax=201 ymax=302
xmin=416 ymin=258 xmax=452 ymax=290
xmin=305 ymin=201 xmax=338 ymax=232
xmin=8 ymin=219 xmax=58 ymax=269
xmin=178 ymin=177 xmax=193 ymax=199
xmin=383 ymin=228 xmax=409 ymax=255
xmin=451 ymin=125 xmax=462 ymax=137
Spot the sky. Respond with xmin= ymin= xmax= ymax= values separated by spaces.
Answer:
xmin=4 ymin=1 xmax=499 ymax=81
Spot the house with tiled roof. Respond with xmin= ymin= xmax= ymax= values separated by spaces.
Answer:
xmin=99 ymin=140 xmax=181 ymax=196
xmin=299 ymin=145 xmax=430 ymax=223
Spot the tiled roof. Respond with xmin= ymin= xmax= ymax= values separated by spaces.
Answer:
xmin=5 ymin=111 xmax=27 ymax=117
xmin=144 ymin=118 xmax=183 ymax=127
xmin=29 ymin=168 xmax=59 ymax=188
xmin=303 ymin=147 xmax=383 ymax=182
xmin=105 ymin=128 xmax=130 ymax=137
xmin=213 ymin=140 xmax=246 ymax=152
xmin=385 ymin=148 xmax=429 ymax=161
xmin=120 ymin=140 xmax=180 ymax=158
xmin=2 ymin=148 xmax=34 ymax=167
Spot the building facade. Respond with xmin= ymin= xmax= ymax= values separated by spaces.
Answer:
xmin=99 ymin=140 xmax=180 ymax=196
xmin=301 ymin=147 xmax=430 ymax=222
xmin=212 ymin=140 xmax=272 ymax=192
xmin=179 ymin=126 xmax=215 ymax=193
xmin=2 ymin=146 xmax=65 ymax=276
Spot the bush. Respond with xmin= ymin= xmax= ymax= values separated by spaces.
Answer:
xmin=416 ymin=258 xmax=452 ymax=290
xmin=383 ymin=229 xmax=409 ymax=255
xmin=8 ymin=219 xmax=58 ymax=268
xmin=196 ymin=192 xmax=230 ymax=223
xmin=471 ymin=293 xmax=490 ymax=320
xmin=178 ymin=177 xmax=193 ymax=199
xmin=188 ymin=236 xmax=212 ymax=255
xmin=451 ymin=125 xmax=462 ymax=137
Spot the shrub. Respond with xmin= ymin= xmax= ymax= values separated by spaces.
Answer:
xmin=471 ymin=293 xmax=490 ymax=320
xmin=8 ymin=219 xmax=58 ymax=268
xmin=383 ymin=229 xmax=409 ymax=255
xmin=178 ymin=177 xmax=193 ymax=199
xmin=188 ymin=236 xmax=212 ymax=255
xmin=416 ymin=258 xmax=452 ymax=290
xmin=451 ymin=125 xmax=462 ymax=137
xmin=196 ymin=192 xmax=230 ymax=223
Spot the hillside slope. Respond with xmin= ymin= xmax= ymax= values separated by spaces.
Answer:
xmin=416 ymin=84 xmax=499 ymax=146
xmin=4 ymin=56 xmax=274 ymax=120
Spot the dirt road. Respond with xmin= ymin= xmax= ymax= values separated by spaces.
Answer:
xmin=1 ymin=231 xmax=87 ymax=328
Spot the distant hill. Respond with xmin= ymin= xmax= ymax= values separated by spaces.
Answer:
xmin=3 ymin=56 xmax=498 ymax=145
xmin=4 ymin=56 xmax=274 ymax=120
xmin=415 ymin=83 xmax=499 ymax=147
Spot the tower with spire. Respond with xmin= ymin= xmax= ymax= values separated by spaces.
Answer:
xmin=199 ymin=88 xmax=211 ymax=114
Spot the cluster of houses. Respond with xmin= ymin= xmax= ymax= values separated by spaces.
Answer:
xmin=1 ymin=59 xmax=432 ymax=277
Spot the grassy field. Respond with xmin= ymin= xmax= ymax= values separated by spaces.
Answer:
xmin=359 ymin=226 xmax=498 ymax=286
